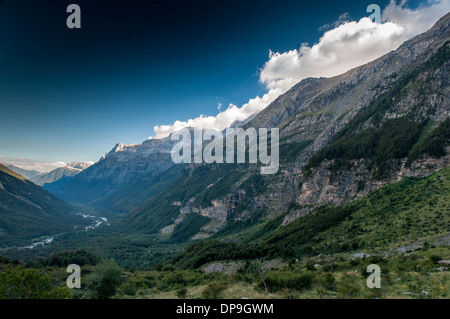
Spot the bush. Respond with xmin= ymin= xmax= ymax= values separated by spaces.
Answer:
xmin=154 ymin=262 xmax=164 ymax=271
xmin=163 ymin=272 xmax=186 ymax=286
xmin=162 ymin=264 xmax=177 ymax=272
xmin=263 ymin=271 xmax=313 ymax=291
xmin=315 ymin=272 xmax=336 ymax=291
xmin=85 ymin=259 xmax=124 ymax=299
xmin=429 ymin=255 xmax=442 ymax=264
xmin=119 ymin=281 xmax=138 ymax=296
xmin=202 ymin=283 xmax=227 ymax=299
xmin=0 ymin=267 xmax=70 ymax=299
xmin=337 ymin=273 xmax=360 ymax=299
xmin=176 ymin=288 xmax=188 ymax=299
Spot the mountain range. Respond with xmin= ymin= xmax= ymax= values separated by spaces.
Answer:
xmin=118 ymin=13 xmax=449 ymax=238
xmin=0 ymin=164 xmax=88 ymax=247
xmin=0 ymin=13 xmax=449 ymax=265
xmin=6 ymin=162 xmax=93 ymax=186
xmin=40 ymin=13 xmax=450 ymax=237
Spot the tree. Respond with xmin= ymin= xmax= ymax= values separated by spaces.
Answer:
xmin=85 ymin=259 xmax=124 ymax=299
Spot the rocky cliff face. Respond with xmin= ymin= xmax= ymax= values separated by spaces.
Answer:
xmin=137 ymin=13 xmax=450 ymax=232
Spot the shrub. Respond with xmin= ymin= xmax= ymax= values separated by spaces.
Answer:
xmin=429 ymin=255 xmax=442 ymax=264
xmin=202 ymin=283 xmax=227 ymax=299
xmin=315 ymin=272 xmax=336 ymax=291
xmin=0 ymin=267 xmax=70 ymax=299
xmin=85 ymin=259 xmax=124 ymax=299
xmin=162 ymin=264 xmax=177 ymax=272
xmin=119 ymin=281 xmax=138 ymax=296
xmin=263 ymin=271 xmax=313 ymax=291
xmin=176 ymin=288 xmax=188 ymax=299
xmin=337 ymin=273 xmax=360 ymax=299
xmin=154 ymin=262 xmax=164 ymax=271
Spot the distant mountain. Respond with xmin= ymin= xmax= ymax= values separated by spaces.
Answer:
xmin=33 ymin=162 xmax=93 ymax=186
xmin=0 ymin=163 xmax=87 ymax=247
xmin=5 ymin=164 xmax=41 ymax=181
xmin=122 ymin=13 xmax=450 ymax=238
xmin=66 ymin=162 xmax=93 ymax=170
xmin=6 ymin=162 xmax=93 ymax=186
xmin=46 ymin=137 xmax=181 ymax=213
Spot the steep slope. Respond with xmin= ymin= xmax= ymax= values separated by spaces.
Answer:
xmin=5 ymin=164 xmax=41 ymax=181
xmin=124 ymin=13 xmax=450 ymax=238
xmin=33 ymin=166 xmax=83 ymax=186
xmin=0 ymin=164 xmax=86 ymax=247
xmin=171 ymin=167 xmax=450 ymax=268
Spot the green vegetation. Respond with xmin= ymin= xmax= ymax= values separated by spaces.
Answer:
xmin=171 ymin=168 xmax=450 ymax=268
xmin=171 ymin=214 xmax=210 ymax=243
xmin=84 ymin=259 xmax=124 ymax=299
xmin=0 ymin=267 xmax=70 ymax=299
xmin=262 ymin=270 xmax=313 ymax=291
xmin=125 ymin=164 xmax=245 ymax=233
xmin=2 ymin=244 xmax=448 ymax=299
xmin=279 ymin=140 xmax=314 ymax=162
xmin=45 ymin=249 xmax=100 ymax=268
xmin=407 ymin=118 xmax=450 ymax=166
xmin=125 ymin=161 xmax=272 ymax=235
xmin=2 ymin=162 xmax=449 ymax=301
xmin=0 ymin=164 xmax=90 ymax=247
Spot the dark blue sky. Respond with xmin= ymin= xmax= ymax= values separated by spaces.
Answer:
xmin=0 ymin=0 xmax=423 ymax=168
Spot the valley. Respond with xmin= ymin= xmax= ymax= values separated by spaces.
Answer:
xmin=0 ymin=9 xmax=449 ymax=301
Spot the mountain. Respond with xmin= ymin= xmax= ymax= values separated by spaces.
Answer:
xmin=66 ymin=162 xmax=93 ymax=170
xmin=46 ymin=137 xmax=181 ymax=213
xmin=33 ymin=162 xmax=93 ymax=186
xmin=171 ymin=167 xmax=450 ymax=268
xmin=122 ymin=13 xmax=450 ymax=239
xmin=5 ymin=164 xmax=41 ymax=181
xmin=5 ymin=162 xmax=93 ymax=186
xmin=0 ymin=163 xmax=87 ymax=247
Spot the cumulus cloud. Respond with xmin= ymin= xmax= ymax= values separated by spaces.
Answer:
xmin=383 ymin=0 xmax=450 ymax=36
xmin=152 ymin=0 xmax=449 ymax=139
xmin=260 ymin=18 xmax=405 ymax=92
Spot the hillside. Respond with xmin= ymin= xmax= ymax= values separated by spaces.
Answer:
xmin=0 ymin=164 xmax=87 ymax=247
xmin=171 ymin=167 xmax=450 ymax=269
xmin=5 ymin=164 xmax=41 ymax=181
xmin=33 ymin=166 xmax=81 ymax=186
xmin=122 ymin=13 xmax=450 ymax=239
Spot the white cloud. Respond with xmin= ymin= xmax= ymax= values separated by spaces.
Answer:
xmin=383 ymin=0 xmax=450 ymax=37
xmin=152 ymin=0 xmax=449 ymax=139
xmin=260 ymin=18 xmax=405 ymax=92
xmin=6 ymin=159 xmax=66 ymax=173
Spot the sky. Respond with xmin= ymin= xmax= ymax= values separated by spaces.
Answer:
xmin=0 ymin=0 xmax=448 ymax=172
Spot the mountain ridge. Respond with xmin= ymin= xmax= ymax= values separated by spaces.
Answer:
xmin=122 ymin=12 xmax=450 ymax=237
